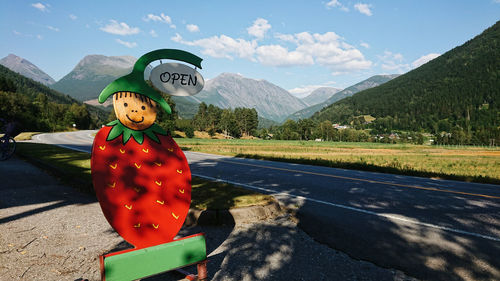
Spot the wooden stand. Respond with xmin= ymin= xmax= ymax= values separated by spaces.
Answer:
xmin=100 ymin=234 xmax=207 ymax=281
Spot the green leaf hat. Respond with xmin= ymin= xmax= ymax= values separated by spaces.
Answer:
xmin=98 ymin=49 xmax=203 ymax=114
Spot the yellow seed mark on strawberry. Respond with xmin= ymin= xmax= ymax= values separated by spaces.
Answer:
xmin=156 ymin=200 xmax=164 ymax=205
xmin=152 ymin=224 xmax=159 ymax=229
xmin=133 ymin=223 xmax=141 ymax=228
xmin=154 ymin=162 xmax=162 ymax=167
xmin=142 ymin=148 xmax=149 ymax=153
xmin=125 ymin=204 xmax=132 ymax=210
xmin=107 ymin=182 xmax=116 ymax=188
xmin=133 ymin=187 xmax=141 ymax=193
xmin=155 ymin=180 xmax=162 ymax=186
xmin=179 ymin=188 xmax=185 ymax=194
xmin=109 ymin=163 xmax=117 ymax=169
xmin=172 ymin=213 xmax=179 ymax=220
xmin=168 ymin=148 xmax=174 ymax=152
xmin=176 ymin=169 xmax=183 ymax=174
xmin=119 ymin=149 xmax=126 ymax=154
xmin=134 ymin=163 xmax=141 ymax=169
xmin=99 ymin=145 xmax=106 ymax=150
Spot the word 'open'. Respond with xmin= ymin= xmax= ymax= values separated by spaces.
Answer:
xmin=159 ymin=72 xmax=198 ymax=86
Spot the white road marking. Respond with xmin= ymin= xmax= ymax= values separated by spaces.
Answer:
xmin=32 ymin=132 xmax=500 ymax=243
xmin=192 ymin=173 xmax=500 ymax=243
xmin=54 ymin=144 xmax=91 ymax=153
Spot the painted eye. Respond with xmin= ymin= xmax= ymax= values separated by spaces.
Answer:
xmin=124 ymin=103 xmax=128 ymax=107
xmin=141 ymin=106 xmax=146 ymax=110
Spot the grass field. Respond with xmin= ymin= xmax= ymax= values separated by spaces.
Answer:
xmin=175 ymin=138 xmax=500 ymax=184
xmin=15 ymin=142 xmax=274 ymax=210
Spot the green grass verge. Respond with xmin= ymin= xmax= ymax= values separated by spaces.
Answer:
xmin=175 ymin=138 xmax=500 ymax=185
xmin=15 ymin=142 xmax=273 ymax=210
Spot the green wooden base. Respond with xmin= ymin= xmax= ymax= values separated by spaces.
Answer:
xmin=101 ymin=234 xmax=206 ymax=281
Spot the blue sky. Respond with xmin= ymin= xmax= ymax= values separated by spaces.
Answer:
xmin=1 ymin=0 xmax=499 ymax=97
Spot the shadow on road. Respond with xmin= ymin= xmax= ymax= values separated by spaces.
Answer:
xmin=0 ymin=155 xmax=96 ymax=223
xmin=3 ymin=148 xmax=499 ymax=281
xmin=187 ymin=157 xmax=500 ymax=281
xmin=297 ymin=198 xmax=500 ymax=281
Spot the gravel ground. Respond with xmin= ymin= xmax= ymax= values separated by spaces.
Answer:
xmin=0 ymin=156 xmax=417 ymax=281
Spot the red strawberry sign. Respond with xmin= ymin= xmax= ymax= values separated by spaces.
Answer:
xmin=91 ymin=49 xmax=203 ymax=249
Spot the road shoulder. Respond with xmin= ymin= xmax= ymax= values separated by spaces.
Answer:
xmin=1 ymin=154 xmax=418 ymax=280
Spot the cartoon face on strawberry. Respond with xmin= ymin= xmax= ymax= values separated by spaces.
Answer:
xmin=91 ymin=49 xmax=203 ymax=249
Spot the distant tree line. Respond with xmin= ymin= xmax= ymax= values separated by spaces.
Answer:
xmin=191 ymin=102 xmax=258 ymax=138
xmin=170 ymin=102 xmax=258 ymax=138
xmin=268 ymin=119 xmax=425 ymax=144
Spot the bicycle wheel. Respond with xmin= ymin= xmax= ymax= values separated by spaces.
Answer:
xmin=0 ymin=136 xmax=16 ymax=160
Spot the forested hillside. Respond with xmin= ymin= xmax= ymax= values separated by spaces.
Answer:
xmin=287 ymin=75 xmax=398 ymax=121
xmin=0 ymin=65 xmax=106 ymax=132
xmin=313 ymin=21 xmax=500 ymax=145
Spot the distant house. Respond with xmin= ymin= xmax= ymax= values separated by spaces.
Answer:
xmin=333 ymin=123 xmax=350 ymax=130
xmin=389 ymin=133 xmax=400 ymax=140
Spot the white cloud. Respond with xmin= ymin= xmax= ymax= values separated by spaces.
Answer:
xmin=186 ymin=24 xmax=200 ymax=32
xmin=331 ymin=71 xmax=346 ymax=76
xmin=325 ymin=0 xmax=349 ymax=12
xmin=47 ymin=25 xmax=59 ymax=32
xmin=172 ymin=33 xmax=257 ymax=60
xmin=411 ymin=53 xmax=440 ymax=68
xmin=326 ymin=0 xmax=341 ymax=8
xmin=293 ymin=31 xmax=372 ymax=71
xmin=13 ymin=30 xmax=37 ymax=38
xmin=354 ymin=3 xmax=373 ymax=16
xmin=379 ymin=51 xmax=409 ymax=73
xmin=360 ymin=42 xmax=370 ymax=48
xmin=150 ymin=29 xmax=158 ymax=37
xmin=116 ymin=39 xmax=137 ymax=48
xmin=171 ymin=33 xmax=183 ymax=43
xmin=289 ymin=85 xmax=324 ymax=98
xmin=247 ymin=18 xmax=271 ymax=39
xmin=173 ymin=22 xmax=371 ymax=73
xmin=256 ymin=45 xmax=314 ymax=66
xmin=275 ymin=33 xmax=296 ymax=42
xmin=144 ymin=13 xmax=171 ymax=23
xmin=100 ymin=20 xmax=140 ymax=35
xmin=31 ymin=3 xmax=48 ymax=12
xmin=69 ymin=14 xmax=77 ymax=20
xmin=143 ymin=13 xmax=176 ymax=28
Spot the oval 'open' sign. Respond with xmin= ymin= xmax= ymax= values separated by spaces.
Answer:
xmin=150 ymin=63 xmax=204 ymax=96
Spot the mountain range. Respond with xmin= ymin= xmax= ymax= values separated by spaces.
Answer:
xmin=301 ymin=87 xmax=342 ymax=107
xmin=1 ymin=20 xmax=497 ymax=144
xmin=0 ymin=54 xmax=55 ymax=85
xmin=193 ymin=73 xmax=307 ymax=122
xmin=51 ymin=55 xmax=136 ymax=102
xmin=287 ymin=74 xmax=399 ymax=121
xmin=0 ymin=52 xmax=396 ymax=123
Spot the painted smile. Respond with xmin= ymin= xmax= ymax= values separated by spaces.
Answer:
xmin=126 ymin=114 xmax=144 ymax=124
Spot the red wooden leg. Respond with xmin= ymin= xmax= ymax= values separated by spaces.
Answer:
xmin=197 ymin=260 xmax=208 ymax=281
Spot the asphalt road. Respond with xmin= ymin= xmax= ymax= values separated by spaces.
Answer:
xmin=31 ymin=130 xmax=500 ymax=281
